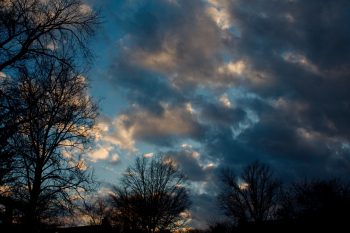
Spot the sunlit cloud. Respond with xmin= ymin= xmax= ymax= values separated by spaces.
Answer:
xmin=79 ymin=3 xmax=92 ymax=15
xmin=219 ymin=94 xmax=232 ymax=108
xmin=90 ymin=144 xmax=111 ymax=162
xmin=46 ymin=42 xmax=58 ymax=51
xmin=0 ymin=72 xmax=6 ymax=78
xmin=76 ymin=159 xmax=87 ymax=171
xmin=110 ymin=153 xmax=120 ymax=164
xmin=185 ymin=102 xmax=195 ymax=114
xmin=134 ymin=47 xmax=177 ymax=72
xmin=282 ymin=52 xmax=319 ymax=74
xmin=238 ymin=181 xmax=249 ymax=190
xmin=105 ymin=115 xmax=136 ymax=152
xmin=206 ymin=4 xmax=231 ymax=30
xmin=105 ymin=105 xmax=204 ymax=150
xmin=218 ymin=60 xmax=246 ymax=75
xmin=144 ymin=152 xmax=154 ymax=158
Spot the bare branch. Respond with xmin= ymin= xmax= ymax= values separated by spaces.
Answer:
xmin=110 ymin=155 xmax=191 ymax=233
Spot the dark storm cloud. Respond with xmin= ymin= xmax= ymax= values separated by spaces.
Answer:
xmin=205 ymin=0 xmax=350 ymax=179
xmin=164 ymin=146 xmax=219 ymax=182
xmin=167 ymin=149 xmax=206 ymax=182
xmin=190 ymin=193 xmax=222 ymax=229
xmin=110 ymin=59 xmax=186 ymax=114
xmin=228 ymin=0 xmax=350 ymax=101
xmin=204 ymin=98 xmax=350 ymax=180
xmin=199 ymin=100 xmax=247 ymax=126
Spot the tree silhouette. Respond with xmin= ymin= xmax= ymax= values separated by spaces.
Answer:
xmin=218 ymin=161 xmax=280 ymax=225
xmin=83 ymin=196 xmax=112 ymax=226
xmin=110 ymin=155 xmax=191 ymax=233
xmin=3 ymin=58 xmax=98 ymax=228
xmin=0 ymin=0 xmax=99 ymax=195
xmin=278 ymin=179 xmax=350 ymax=227
xmin=0 ymin=124 xmax=14 ymax=190
xmin=0 ymin=79 xmax=20 ymax=187
xmin=0 ymin=0 xmax=99 ymax=72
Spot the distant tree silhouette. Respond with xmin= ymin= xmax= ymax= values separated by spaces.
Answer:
xmin=110 ymin=155 xmax=191 ymax=233
xmin=0 ymin=0 xmax=99 ymax=72
xmin=278 ymin=179 xmax=350 ymax=226
xmin=206 ymin=221 xmax=234 ymax=233
xmin=218 ymin=161 xmax=281 ymax=225
xmin=2 ymin=58 xmax=98 ymax=228
xmin=83 ymin=196 xmax=112 ymax=226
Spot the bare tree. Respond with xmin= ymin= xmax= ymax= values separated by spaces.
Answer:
xmin=278 ymin=179 xmax=350 ymax=224
xmin=0 ymin=73 xmax=23 ymax=189
xmin=0 ymin=0 xmax=99 ymax=72
xmin=218 ymin=161 xmax=280 ymax=225
xmin=3 ymin=58 xmax=98 ymax=227
xmin=82 ymin=196 xmax=112 ymax=226
xmin=0 ymin=0 xmax=99 ymax=191
xmin=0 ymin=98 xmax=12 ymax=188
xmin=110 ymin=155 xmax=191 ymax=233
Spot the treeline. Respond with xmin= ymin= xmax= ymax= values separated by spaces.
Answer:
xmin=80 ymin=160 xmax=350 ymax=233
xmin=200 ymin=161 xmax=350 ymax=233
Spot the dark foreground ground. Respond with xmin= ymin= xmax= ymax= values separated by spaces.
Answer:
xmin=1 ymin=220 xmax=348 ymax=233
xmin=0 ymin=225 xmax=115 ymax=233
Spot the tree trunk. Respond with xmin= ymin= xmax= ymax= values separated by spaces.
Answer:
xmin=25 ymin=162 xmax=43 ymax=228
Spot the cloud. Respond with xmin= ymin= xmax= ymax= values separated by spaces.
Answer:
xmin=89 ymin=144 xmax=111 ymax=162
xmin=86 ymin=117 xmax=123 ymax=164
xmin=217 ymin=60 xmax=246 ymax=76
xmin=199 ymin=98 xmax=247 ymax=127
xmin=108 ymin=0 xmax=237 ymax=90
xmin=79 ymin=3 xmax=92 ymax=15
xmin=107 ymin=104 xmax=206 ymax=150
xmin=110 ymin=153 xmax=120 ymax=164
xmin=0 ymin=72 xmax=6 ymax=78
xmin=105 ymin=114 xmax=136 ymax=151
xmin=165 ymin=148 xmax=208 ymax=182
xmin=219 ymin=94 xmax=232 ymax=108
xmin=281 ymin=51 xmax=319 ymax=74
xmin=143 ymin=152 xmax=154 ymax=158
xmin=206 ymin=1 xmax=231 ymax=30
xmin=88 ymin=142 xmax=122 ymax=164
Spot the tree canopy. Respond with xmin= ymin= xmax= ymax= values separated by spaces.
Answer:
xmin=0 ymin=0 xmax=98 ymax=72
xmin=110 ymin=155 xmax=191 ymax=233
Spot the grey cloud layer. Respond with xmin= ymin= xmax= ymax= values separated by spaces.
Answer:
xmin=224 ymin=0 xmax=350 ymax=177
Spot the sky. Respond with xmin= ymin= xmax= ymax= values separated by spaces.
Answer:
xmin=81 ymin=0 xmax=350 ymax=228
